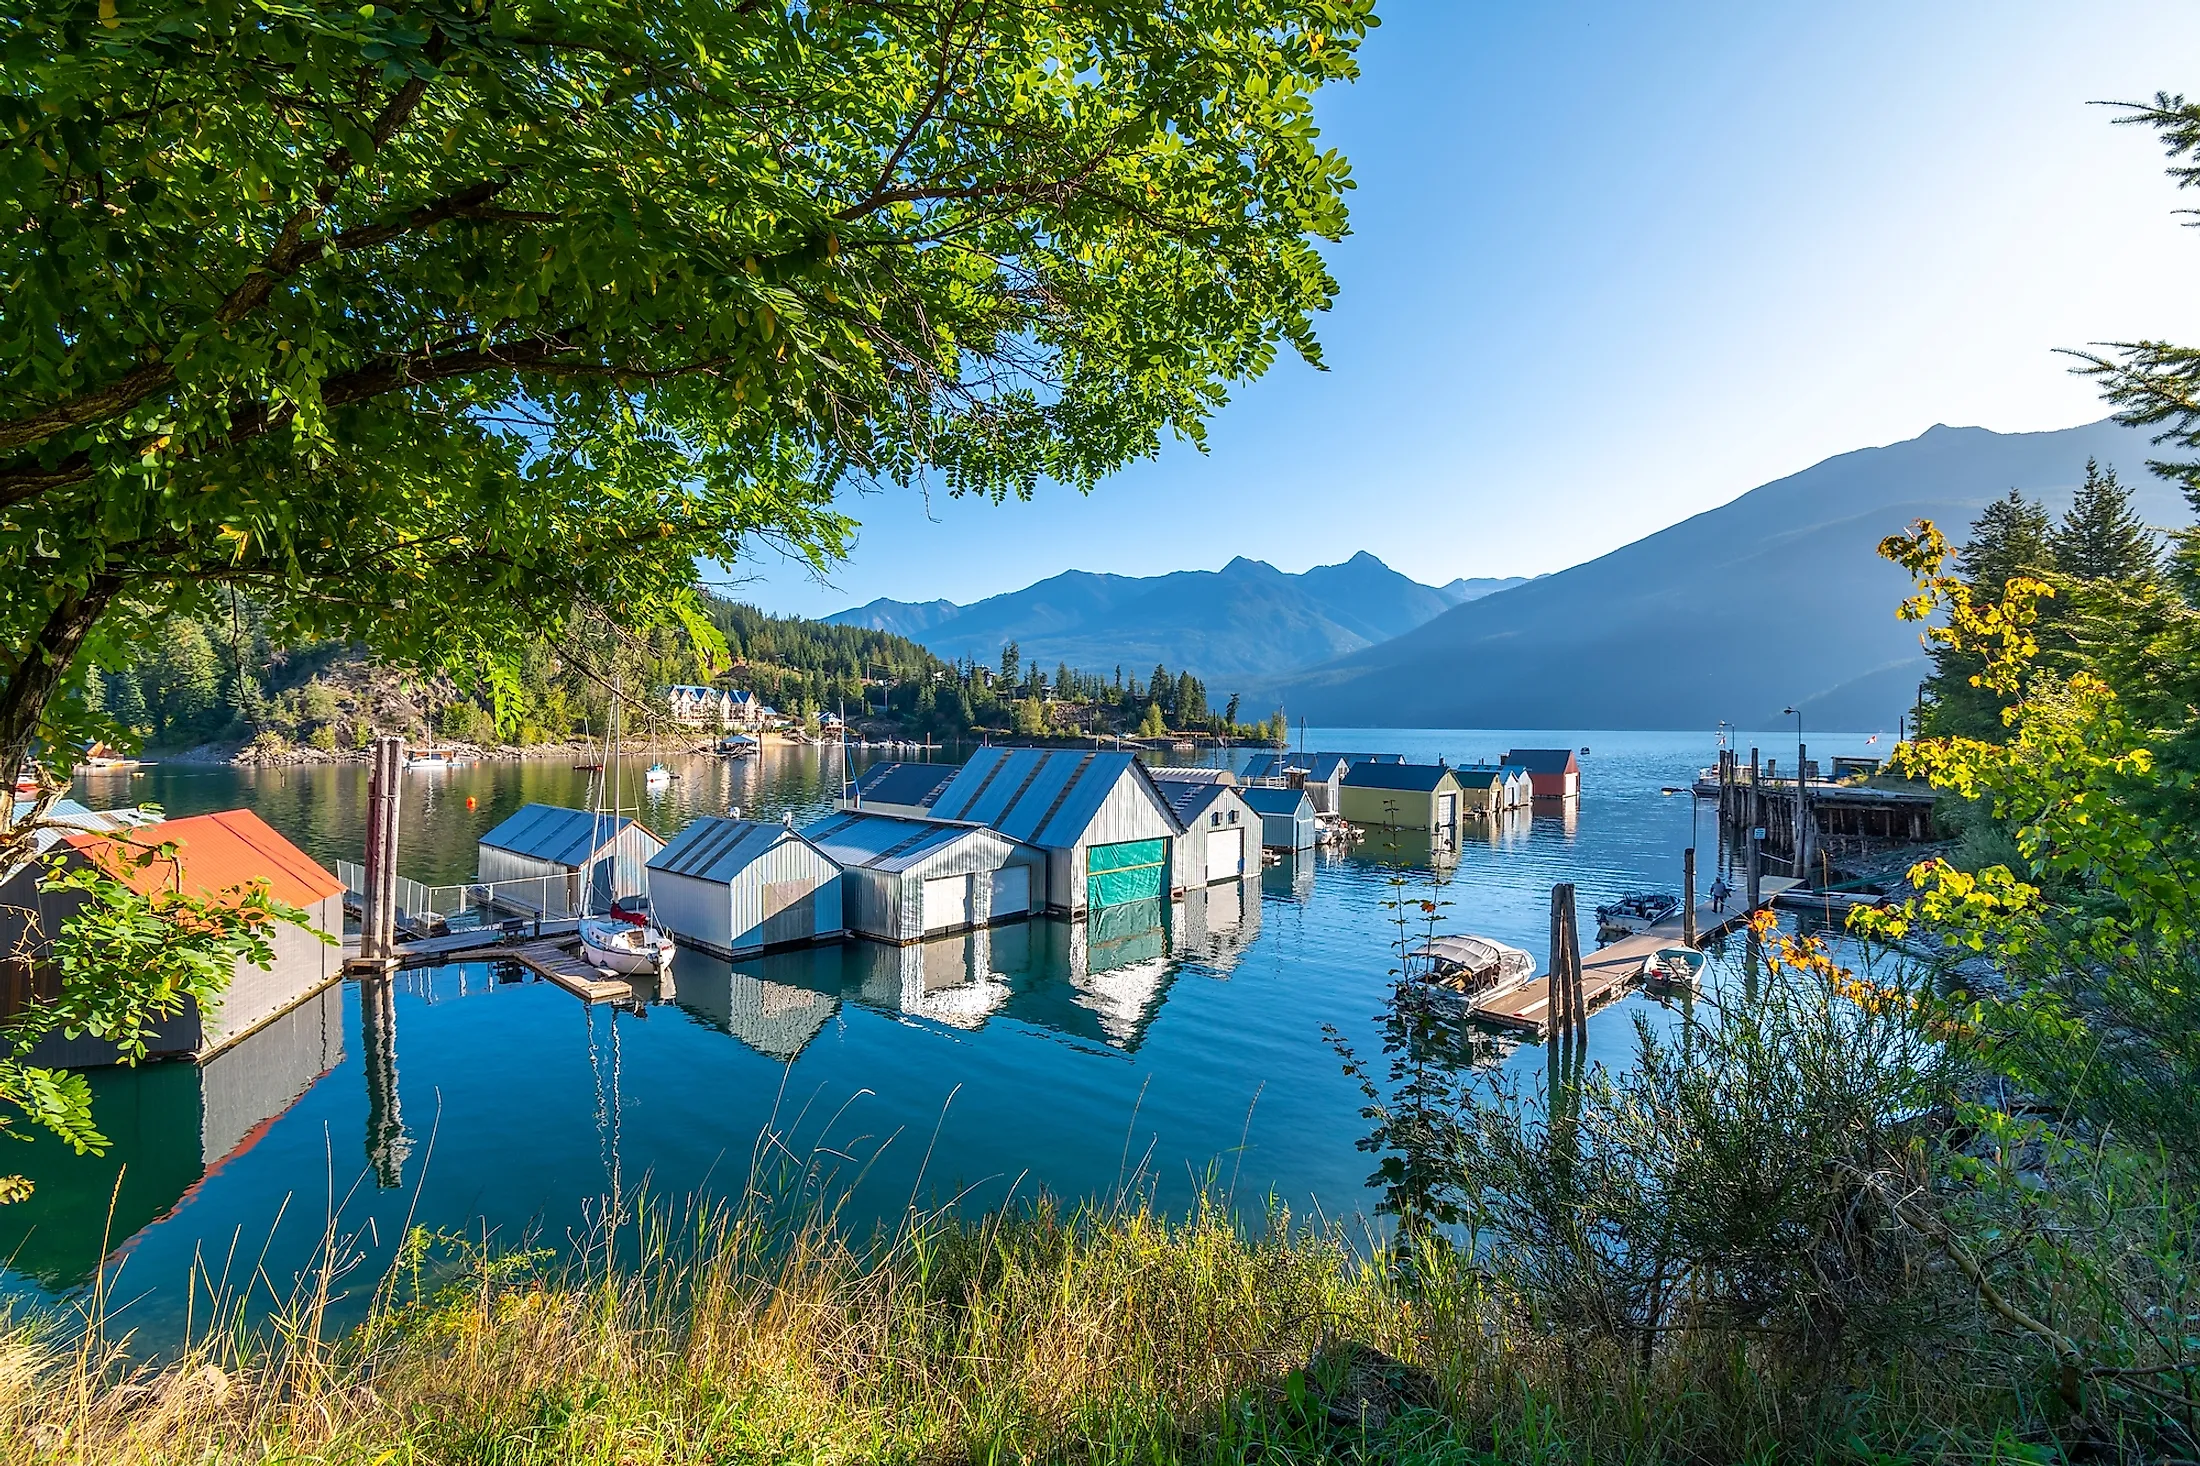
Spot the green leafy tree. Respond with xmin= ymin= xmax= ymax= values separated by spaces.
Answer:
xmin=1138 ymin=701 xmax=1167 ymax=739
xmin=1920 ymin=491 xmax=2059 ymax=740
xmin=1013 ymin=697 xmax=1049 ymax=738
xmin=0 ymin=0 xmax=1368 ymax=826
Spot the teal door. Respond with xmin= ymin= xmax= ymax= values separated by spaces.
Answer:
xmin=1086 ymin=839 xmax=1166 ymax=907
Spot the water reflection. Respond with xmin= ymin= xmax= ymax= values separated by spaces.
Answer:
xmin=0 ymin=984 xmax=343 ymax=1292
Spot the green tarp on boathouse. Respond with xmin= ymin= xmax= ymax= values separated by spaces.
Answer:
xmin=1086 ymin=838 xmax=1166 ymax=907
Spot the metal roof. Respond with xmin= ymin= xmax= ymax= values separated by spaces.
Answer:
xmin=852 ymin=761 xmax=956 ymax=808
xmin=1235 ymin=753 xmax=1306 ymax=781
xmin=798 ymin=810 xmax=1014 ymax=874
xmin=1241 ymin=786 xmax=1314 ymax=817
xmin=1340 ymin=762 xmax=1458 ymax=793
xmin=926 ymin=747 xmax=1184 ymax=848
xmin=1503 ymin=748 xmax=1579 ymax=774
xmin=478 ymin=802 xmax=656 ymax=867
xmin=1160 ymin=780 xmax=1245 ymax=825
xmin=1451 ymin=768 xmax=1503 ymax=790
xmin=648 ymin=817 xmax=823 ymax=882
xmin=66 ymin=808 xmax=342 ymax=905
xmin=1144 ymin=765 xmax=1235 ymax=785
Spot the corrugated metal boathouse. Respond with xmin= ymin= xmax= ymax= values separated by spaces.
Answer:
xmin=477 ymin=803 xmax=663 ymax=917
xmin=799 ymin=810 xmax=1045 ymax=943
xmin=924 ymin=748 xmax=1185 ymax=916
xmin=645 ymin=817 xmax=845 ymax=959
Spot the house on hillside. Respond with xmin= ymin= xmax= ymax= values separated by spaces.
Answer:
xmin=1156 ymin=780 xmax=1258 ymax=886
xmin=646 ymin=817 xmax=845 ymax=959
xmin=842 ymin=761 xmax=958 ymax=817
xmin=2 ymin=809 xmax=343 ymax=1065
xmin=924 ymin=748 xmax=1185 ymax=916
xmin=477 ymin=803 xmax=663 ymax=917
xmin=800 ymin=811 xmax=1046 ymax=942
xmin=1337 ymin=762 xmax=1467 ymax=837
xmin=666 ymin=684 xmax=734 ymax=729
xmin=1503 ymin=748 xmax=1581 ymax=800
xmin=1242 ymin=785 xmax=1317 ymax=851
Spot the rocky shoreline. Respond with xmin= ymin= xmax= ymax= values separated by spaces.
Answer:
xmin=157 ymin=733 xmax=727 ymax=769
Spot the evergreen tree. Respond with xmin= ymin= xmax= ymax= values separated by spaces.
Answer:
xmin=1957 ymin=489 xmax=2057 ymax=596
xmin=2054 ymin=459 xmax=2159 ymax=582
xmin=1150 ymin=664 xmax=1171 ymax=714
xmin=1175 ymin=671 xmax=1207 ymax=725
xmin=104 ymin=670 xmax=147 ymax=734
xmin=999 ymin=642 xmax=1021 ymax=687
xmin=1224 ymin=692 xmax=1241 ymax=727
xmin=147 ymin=618 xmax=222 ymax=745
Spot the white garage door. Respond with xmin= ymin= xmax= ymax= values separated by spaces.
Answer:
xmin=1204 ymin=827 xmax=1244 ymax=883
xmin=923 ymin=874 xmax=973 ymax=933
xmin=1437 ymin=793 xmax=1457 ymax=833
xmin=988 ymin=865 xmax=1031 ymax=919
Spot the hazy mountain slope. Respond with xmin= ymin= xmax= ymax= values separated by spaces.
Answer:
xmin=825 ymin=551 xmax=1480 ymax=687
xmin=1264 ymin=420 xmax=2188 ymax=731
xmin=1438 ymin=576 xmax=1533 ymax=605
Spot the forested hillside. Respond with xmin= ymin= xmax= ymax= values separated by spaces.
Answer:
xmin=86 ymin=599 xmax=1270 ymax=755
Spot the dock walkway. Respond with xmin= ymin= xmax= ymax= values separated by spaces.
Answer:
xmin=340 ymin=919 xmax=631 ymax=1003
xmin=1470 ymin=878 xmax=1801 ymax=1038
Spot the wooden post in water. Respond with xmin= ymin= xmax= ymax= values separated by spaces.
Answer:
xmin=1683 ymin=845 xmax=1698 ymax=947
xmin=1795 ymin=742 xmax=1811 ymax=885
xmin=1546 ymin=884 xmax=1569 ymax=1063
xmin=1747 ymin=747 xmax=1763 ymax=912
xmin=354 ymin=736 xmax=404 ymax=967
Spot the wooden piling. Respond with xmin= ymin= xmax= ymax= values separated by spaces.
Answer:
xmin=353 ymin=736 xmax=404 ymax=970
xmin=1682 ymin=846 xmax=1697 ymax=947
xmin=1746 ymin=746 xmax=1763 ymax=913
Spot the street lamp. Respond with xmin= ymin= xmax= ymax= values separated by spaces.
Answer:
xmin=1782 ymin=705 xmax=1803 ymax=783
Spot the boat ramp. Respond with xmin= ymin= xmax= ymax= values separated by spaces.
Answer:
xmin=1466 ymin=876 xmax=1800 ymax=1040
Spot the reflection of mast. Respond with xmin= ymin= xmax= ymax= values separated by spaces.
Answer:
xmin=588 ymin=1003 xmax=624 ymax=1224
xmin=361 ymin=974 xmax=410 ymax=1188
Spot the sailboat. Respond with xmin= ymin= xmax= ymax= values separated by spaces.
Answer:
xmin=577 ymin=673 xmax=675 ymax=977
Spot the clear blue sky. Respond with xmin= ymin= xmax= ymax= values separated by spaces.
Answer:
xmin=729 ymin=2 xmax=2200 ymax=619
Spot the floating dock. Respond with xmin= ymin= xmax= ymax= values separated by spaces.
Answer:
xmin=1470 ymin=877 xmax=1801 ymax=1039
xmin=341 ymin=919 xmax=633 ymax=1003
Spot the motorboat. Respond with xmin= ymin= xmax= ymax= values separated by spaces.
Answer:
xmin=1595 ymin=891 xmax=1679 ymax=942
xmin=579 ymin=915 xmax=675 ymax=976
xmin=1409 ymin=933 xmax=1537 ymax=1000
xmin=716 ymin=735 xmax=759 ymax=758
xmin=407 ymin=747 xmax=465 ymax=771
xmin=1641 ymin=946 xmax=1705 ymax=993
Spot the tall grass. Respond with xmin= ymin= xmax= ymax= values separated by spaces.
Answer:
xmin=0 ymin=1182 xmax=2039 ymax=1466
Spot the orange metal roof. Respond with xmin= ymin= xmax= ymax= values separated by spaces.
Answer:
xmin=66 ymin=808 xmax=342 ymax=906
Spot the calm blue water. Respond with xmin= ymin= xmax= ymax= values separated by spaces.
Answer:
xmin=1 ymin=728 xmax=1888 ymax=1342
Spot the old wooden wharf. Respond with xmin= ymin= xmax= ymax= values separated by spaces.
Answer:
xmin=1469 ymin=876 xmax=1801 ymax=1040
xmin=341 ymin=918 xmax=633 ymax=1002
xmin=1697 ymin=747 xmax=1936 ymax=879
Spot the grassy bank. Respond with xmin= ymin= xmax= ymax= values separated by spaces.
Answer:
xmin=0 ymin=1191 xmax=2038 ymax=1466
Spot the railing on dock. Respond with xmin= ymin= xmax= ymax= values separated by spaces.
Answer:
xmin=334 ymin=861 xmax=565 ymax=931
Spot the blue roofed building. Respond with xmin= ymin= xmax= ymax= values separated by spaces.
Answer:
xmin=841 ymin=760 xmax=958 ymax=818
xmin=924 ymin=748 xmax=1186 ymax=916
xmin=476 ymin=802 xmax=664 ymax=917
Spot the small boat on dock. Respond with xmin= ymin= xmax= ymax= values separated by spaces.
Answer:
xmin=1410 ymin=933 xmax=1537 ymax=1001
xmin=716 ymin=734 xmax=759 ymax=758
xmin=1595 ymin=891 xmax=1678 ymax=943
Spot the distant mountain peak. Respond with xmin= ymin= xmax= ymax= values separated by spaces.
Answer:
xmin=821 ymin=551 xmax=1486 ymax=686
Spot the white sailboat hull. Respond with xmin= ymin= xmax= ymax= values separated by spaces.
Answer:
xmin=579 ymin=918 xmax=675 ymax=976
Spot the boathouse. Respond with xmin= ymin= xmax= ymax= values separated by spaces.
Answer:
xmin=841 ymin=760 xmax=957 ymax=817
xmin=1450 ymin=766 xmax=1507 ymax=819
xmin=3 ymin=809 xmax=345 ymax=1065
xmin=924 ymin=748 xmax=1184 ymax=916
xmin=1337 ymin=762 xmax=1467 ymax=836
xmin=1242 ymin=785 xmax=1317 ymax=850
xmin=1157 ymin=780 xmax=1258 ymax=885
xmin=476 ymin=803 xmax=664 ymax=918
xmin=800 ymin=810 xmax=1046 ymax=942
xmin=645 ymin=817 xmax=845 ymax=958
xmin=1500 ymin=764 xmax=1532 ymax=810
xmin=1502 ymin=748 xmax=1581 ymax=800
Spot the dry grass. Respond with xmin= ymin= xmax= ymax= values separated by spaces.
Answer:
xmin=0 ymin=1192 xmax=2033 ymax=1465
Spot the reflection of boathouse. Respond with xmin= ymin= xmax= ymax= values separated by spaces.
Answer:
xmin=675 ymin=949 xmax=844 ymax=1060
xmin=0 ymin=983 xmax=343 ymax=1291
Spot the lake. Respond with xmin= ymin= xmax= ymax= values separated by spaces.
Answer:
xmin=0 ymin=727 xmax=1890 ymax=1343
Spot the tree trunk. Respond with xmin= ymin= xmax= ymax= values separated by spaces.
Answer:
xmin=0 ymin=576 xmax=120 ymax=848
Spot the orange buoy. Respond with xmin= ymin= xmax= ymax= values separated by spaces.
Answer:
xmin=465 ymin=796 xmax=477 ymax=810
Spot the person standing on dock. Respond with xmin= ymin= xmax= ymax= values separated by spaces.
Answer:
xmin=1708 ymin=874 xmax=1732 ymax=914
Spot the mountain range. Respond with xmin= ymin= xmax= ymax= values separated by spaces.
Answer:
xmin=827 ymin=554 xmax=1529 ymax=687
xmin=1266 ymin=418 xmax=2189 ymax=729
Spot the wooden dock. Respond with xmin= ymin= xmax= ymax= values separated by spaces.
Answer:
xmin=340 ymin=920 xmax=631 ymax=1003
xmin=1469 ymin=878 xmax=1801 ymax=1038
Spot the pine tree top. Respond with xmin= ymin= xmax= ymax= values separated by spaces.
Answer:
xmin=2053 ymin=458 xmax=2161 ymax=583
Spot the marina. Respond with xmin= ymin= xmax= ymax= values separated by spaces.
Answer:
xmin=3 ymin=729 xmax=1893 ymax=1345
